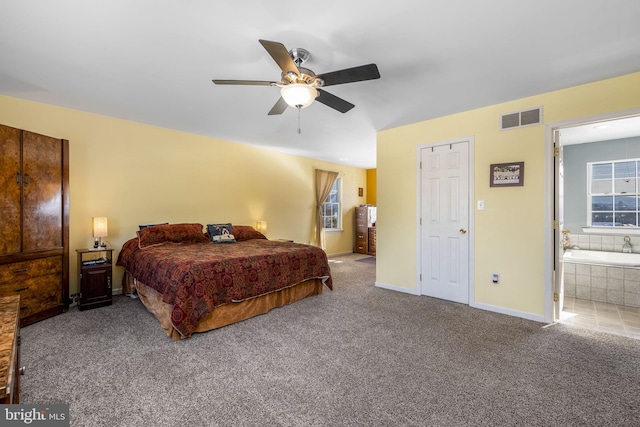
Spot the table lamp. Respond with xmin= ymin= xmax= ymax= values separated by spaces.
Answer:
xmin=92 ymin=217 xmax=108 ymax=248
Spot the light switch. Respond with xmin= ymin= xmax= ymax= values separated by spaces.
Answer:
xmin=477 ymin=200 xmax=485 ymax=211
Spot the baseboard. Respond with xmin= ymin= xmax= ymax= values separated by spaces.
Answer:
xmin=470 ymin=301 xmax=546 ymax=323
xmin=374 ymin=283 xmax=545 ymax=322
xmin=375 ymin=281 xmax=420 ymax=295
xmin=112 ymin=288 xmax=123 ymax=296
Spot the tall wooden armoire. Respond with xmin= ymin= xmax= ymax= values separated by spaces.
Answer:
xmin=0 ymin=124 xmax=69 ymax=326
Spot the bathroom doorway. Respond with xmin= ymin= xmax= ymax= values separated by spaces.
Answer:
xmin=552 ymin=112 xmax=640 ymax=339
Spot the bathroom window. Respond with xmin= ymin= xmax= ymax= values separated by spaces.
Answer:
xmin=587 ymin=159 xmax=640 ymax=228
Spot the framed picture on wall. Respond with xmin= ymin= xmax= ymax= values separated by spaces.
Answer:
xmin=490 ymin=162 xmax=524 ymax=187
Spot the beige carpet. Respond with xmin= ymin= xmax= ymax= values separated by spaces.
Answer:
xmin=19 ymin=253 xmax=640 ymax=426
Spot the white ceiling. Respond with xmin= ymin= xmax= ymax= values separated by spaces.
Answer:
xmin=1 ymin=1 xmax=640 ymax=169
xmin=560 ymin=115 xmax=640 ymax=145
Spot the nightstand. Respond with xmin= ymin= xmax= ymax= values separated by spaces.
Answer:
xmin=76 ymin=249 xmax=113 ymax=311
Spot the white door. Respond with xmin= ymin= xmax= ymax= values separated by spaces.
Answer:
xmin=420 ymin=141 xmax=469 ymax=303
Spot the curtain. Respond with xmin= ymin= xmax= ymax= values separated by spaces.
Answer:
xmin=315 ymin=169 xmax=339 ymax=249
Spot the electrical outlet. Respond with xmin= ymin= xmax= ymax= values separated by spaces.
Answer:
xmin=491 ymin=273 xmax=499 ymax=284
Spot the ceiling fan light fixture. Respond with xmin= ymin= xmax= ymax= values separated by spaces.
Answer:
xmin=280 ymin=84 xmax=318 ymax=109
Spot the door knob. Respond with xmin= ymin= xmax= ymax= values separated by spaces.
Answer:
xmin=459 ymin=228 xmax=467 ymax=234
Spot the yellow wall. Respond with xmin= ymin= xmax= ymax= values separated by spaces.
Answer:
xmin=366 ymin=169 xmax=377 ymax=205
xmin=0 ymin=95 xmax=365 ymax=296
xmin=377 ymin=71 xmax=640 ymax=318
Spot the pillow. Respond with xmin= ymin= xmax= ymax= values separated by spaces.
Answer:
xmin=139 ymin=222 xmax=169 ymax=230
xmin=207 ymin=223 xmax=236 ymax=244
xmin=232 ymin=225 xmax=267 ymax=241
xmin=137 ymin=223 xmax=208 ymax=249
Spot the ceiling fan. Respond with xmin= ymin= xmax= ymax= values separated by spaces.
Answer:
xmin=212 ymin=39 xmax=380 ymax=116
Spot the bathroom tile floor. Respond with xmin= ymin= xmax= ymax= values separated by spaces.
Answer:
xmin=560 ymin=296 xmax=640 ymax=340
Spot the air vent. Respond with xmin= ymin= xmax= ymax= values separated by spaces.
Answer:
xmin=501 ymin=113 xmax=520 ymax=130
xmin=500 ymin=107 xmax=543 ymax=130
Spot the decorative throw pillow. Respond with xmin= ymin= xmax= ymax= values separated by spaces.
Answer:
xmin=139 ymin=222 xmax=169 ymax=230
xmin=207 ymin=223 xmax=236 ymax=243
xmin=137 ymin=223 xmax=208 ymax=249
xmin=232 ymin=225 xmax=267 ymax=241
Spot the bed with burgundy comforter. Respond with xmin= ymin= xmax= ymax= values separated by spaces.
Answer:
xmin=116 ymin=223 xmax=332 ymax=339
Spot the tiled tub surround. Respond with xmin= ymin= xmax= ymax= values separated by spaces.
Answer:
xmin=565 ymin=233 xmax=640 ymax=253
xmin=563 ymin=260 xmax=640 ymax=308
xmin=562 ymin=233 xmax=640 ymax=307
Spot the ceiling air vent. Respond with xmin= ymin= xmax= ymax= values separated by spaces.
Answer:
xmin=500 ymin=107 xmax=543 ymax=130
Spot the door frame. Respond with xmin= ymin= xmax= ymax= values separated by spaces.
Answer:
xmin=544 ymin=106 xmax=640 ymax=323
xmin=416 ymin=136 xmax=475 ymax=303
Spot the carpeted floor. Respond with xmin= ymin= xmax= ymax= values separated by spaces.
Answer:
xmin=20 ymin=253 xmax=640 ymax=426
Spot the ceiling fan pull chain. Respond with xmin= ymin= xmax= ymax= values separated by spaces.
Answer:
xmin=297 ymin=105 xmax=302 ymax=134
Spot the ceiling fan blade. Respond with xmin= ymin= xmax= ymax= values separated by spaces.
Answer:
xmin=316 ymin=89 xmax=355 ymax=113
xmin=212 ymin=79 xmax=275 ymax=86
xmin=315 ymin=64 xmax=380 ymax=87
xmin=268 ymin=97 xmax=289 ymax=115
xmin=259 ymin=39 xmax=300 ymax=77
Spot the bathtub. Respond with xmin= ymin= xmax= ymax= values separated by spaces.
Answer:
xmin=562 ymin=249 xmax=640 ymax=307
xmin=563 ymin=249 xmax=640 ymax=268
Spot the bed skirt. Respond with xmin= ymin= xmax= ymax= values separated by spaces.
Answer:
xmin=123 ymin=271 xmax=324 ymax=340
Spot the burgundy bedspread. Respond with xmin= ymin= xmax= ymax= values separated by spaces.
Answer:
xmin=117 ymin=238 xmax=332 ymax=337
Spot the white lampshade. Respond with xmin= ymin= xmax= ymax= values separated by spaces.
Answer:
xmin=92 ymin=217 xmax=108 ymax=238
xmin=256 ymin=220 xmax=267 ymax=235
xmin=280 ymin=84 xmax=318 ymax=109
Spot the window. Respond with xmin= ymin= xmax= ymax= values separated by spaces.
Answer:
xmin=321 ymin=177 xmax=341 ymax=230
xmin=588 ymin=159 xmax=640 ymax=228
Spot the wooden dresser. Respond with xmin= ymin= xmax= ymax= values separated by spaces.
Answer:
xmin=354 ymin=206 xmax=377 ymax=256
xmin=0 ymin=124 xmax=69 ymax=326
xmin=368 ymin=227 xmax=376 ymax=256
xmin=0 ymin=295 xmax=21 ymax=404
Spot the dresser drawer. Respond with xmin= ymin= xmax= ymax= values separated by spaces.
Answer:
xmin=355 ymin=233 xmax=368 ymax=253
xmin=2 ymin=275 xmax=61 ymax=318
xmin=0 ymin=258 xmax=62 ymax=322
xmin=354 ymin=243 xmax=367 ymax=253
xmin=0 ymin=257 xmax=63 ymax=285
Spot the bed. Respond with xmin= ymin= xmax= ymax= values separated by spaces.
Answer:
xmin=116 ymin=223 xmax=332 ymax=340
